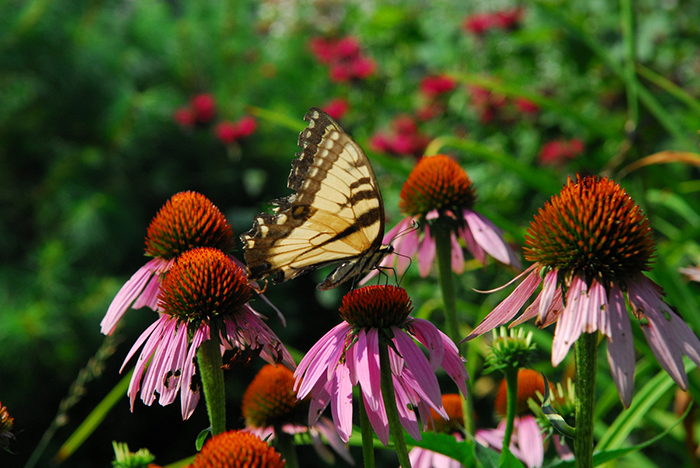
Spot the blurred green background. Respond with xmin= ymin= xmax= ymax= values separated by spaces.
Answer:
xmin=1 ymin=0 xmax=700 ymax=466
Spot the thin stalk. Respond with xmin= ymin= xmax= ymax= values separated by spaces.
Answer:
xmin=274 ymin=427 xmax=299 ymax=468
xmin=196 ymin=338 xmax=227 ymax=435
xmin=379 ymin=342 xmax=412 ymax=468
xmin=501 ymin=367 xmax=519 ymax=451
xmin=574 ymin=332 xmax=598 ymax=468
xmin=358 ymin=392 xmax=376 ymax=468
xmin=620 ymin=0 xmax=638 ymax=132
xmin=434 ymin=225 xmax=474 ymax=436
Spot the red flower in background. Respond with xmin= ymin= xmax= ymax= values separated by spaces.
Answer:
xmin=370 ymin=114 xmax=430 ymax=158
xmin=514 ymin=97 xmax=540 ymax=115
xmin=215 ymin=116 xmax=258 ymax=145
xmin=468 ymin=85 xmax=507 ymax=124
xmin=191 ymin=93 xmax=216 ymax=123
xmin=309 ymin=36 xmax=376 ymax=83
xmin=420 ymin=75 xmax=457 ymax=99
xmin=539 ymin=138 xmax=585 ymax=165
xmin=464 ymin=8 xmax=524 ymax=35
xmin=323 ymin=98 xmax=350 ymax=120
xmin=464 ymin=13 xmax=495 ymax=35
xmin=174 ymin=107 xmax=196 ymax=127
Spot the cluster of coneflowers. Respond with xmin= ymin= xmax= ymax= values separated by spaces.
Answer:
xmin=102 ymin=154 xmax=700 ymax=468
xmin=174 ymin=93 xmax=258 ymax=146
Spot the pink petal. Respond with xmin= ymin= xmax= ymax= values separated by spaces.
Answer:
xmin=407 ymin=318 xmax=445 ymax=371
xmin=538 ymin=269 xmax=559 ymax=324
xmin=552 ymin=275 xmax=589 ymax=366
xmin=180 ymin=323 xmax=208 ymax=419
xmin=393 ymin=327 xmax=442 ymax=406
xmin=100 ymin=259 xmax=161 ymax=335
xmin=629 ymin=276 xmax=691 ymax=389
xmin=450 ymin=232 xmax=465 ymax=274
xmin=331 ymin=363 xmax=354 ymax=443
xmin=516 ymin=415 xmax=544 ymax=468
xmin=131 ymin=272 xmax=162 ymax=310
xmin=463 ymin=210 xmax=521 ymax=268
xmin=355 ymin=329 xmax=382 ymax=412
xmin=606 ymin=285 xmax=635 ymax=407
xmin=459 ymin=223 xmax=487 ymax=265
xmin=418 ymin=225 xmax=436 ymax=277
xmin=295 ymin=323 xmax=350 ymax=398
xmin=467 ymin=265 xmax=542 ymax=339
xmin=363 ymin=389 xmax=390 ymax=446
xmin=314 ymin=417 xmax=355 ymax=465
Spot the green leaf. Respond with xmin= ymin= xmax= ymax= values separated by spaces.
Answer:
xmin=195 ymin=427 xmax=212 ymax=451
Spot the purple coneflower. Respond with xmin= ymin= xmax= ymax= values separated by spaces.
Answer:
xmin=243 ymin=364 xmax=354 ymax=465
xmin=467 ymin=175 xmax=700 ymax=406
xmin=368 ymin=155 xmax=520 ymax=281
xmin=100 ymin=191 xmax=236 ymax=335
xmin=122 ymin=247 xmax=294 ymax=420
xmin=294 ymin=285 xmax=469 ymax=446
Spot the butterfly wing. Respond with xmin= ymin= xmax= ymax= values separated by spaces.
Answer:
xmin=241 ymin=108 xmax=390 ymax=290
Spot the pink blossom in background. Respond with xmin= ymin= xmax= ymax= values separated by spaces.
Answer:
xmin=191 ymin=93 xmax=216 ymax=123
xmin=174 ymin=107 xmax=196 ymax=127
xmin=323 ymin=98 xmax=350 ymax=120
xmin=538 ymin=138 xmax=585 ymax=165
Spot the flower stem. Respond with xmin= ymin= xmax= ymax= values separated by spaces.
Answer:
xmin=574 ymin=332 xmax=598 ymax=468
xmin=434 ymin=226 xmax=474 ymax=435
xmin=379 ymin=342 xmax=412 ymax=468
xmin=196 ymin=338 xmax=227 ymax=435
xmin=274 ymin=426 xmax=299 ymax=468
xmin=358 ymin=393 xmax=376 ymax=468
xmin=501 ymin=366 xmax=519 ymax=452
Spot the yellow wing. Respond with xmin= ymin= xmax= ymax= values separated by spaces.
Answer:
xmin=241 ymin=108 xmax=391 ymax=290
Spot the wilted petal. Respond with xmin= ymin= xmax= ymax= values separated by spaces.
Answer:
xmin=467 ymin=265 xmax=542 ymax=339
xmin=629 ymin=276 xmax=689 ymax=389
xmin=552 ymin=275 xmax=589 ymax=366
xmin=605 ymin=285 xmax=635 ymax=407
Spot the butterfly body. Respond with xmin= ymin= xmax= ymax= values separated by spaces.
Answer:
xmin=241 ymin=108 xmax=391 ymax=290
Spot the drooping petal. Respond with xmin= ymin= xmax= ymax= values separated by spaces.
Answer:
xmin=355 ymin=329 xmax=382 ymax=412
xmin=537 ymin=269 xmax=559 ymax=324
xmin=606 ymin=285 xmax=635 ymax=407
xmin=154 ymin=321 xmax=189 ymax=406
xmin=391 ymin=375 xmax=423 ymax=441
xmin=407 ymin=318 xmax=445 ymax=371
xmin=331 ymin=363 xmax=354 ymax=443
xmin=467 ymin=265 xmax=542 ymax=339
xmin=101 ymin=258 xmax=168 ymax=335
xmin=463 ymin=210 xmax=521 ymax=268
xmin=450 ymin=232 xmax=465 ymax=274
xmin=181 ymin=323 xmax=208 ymax=419
xmin=131 ymin=272 xmax=163 ymax=311
xmin=296 ymin=323 xmax=350 ymax=398
xmin=363 ymin=389 xmax=390 ymax=446
xmin=418 ymin=225 xmax=437 ymax=277
xmin=628 ymin=276 xmax=690 ymax=389
xmin=314 ymin=416 xmax=355 ymax=465
xmin=459 ymin=222 xmax=487 ymax=265
xmin=552 ymin=275 xmax=590 ymax=366
xmin=516 ymin=415 xmax=544 ymax=468
xmin=393 ymin=327 xmax=442 ymax=406
xmin=309 ymin=377 xmax=333 ymax=427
